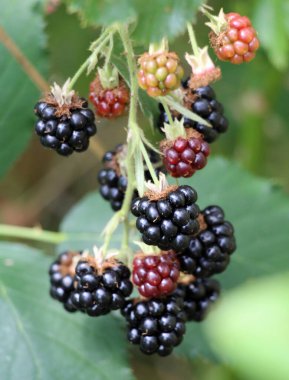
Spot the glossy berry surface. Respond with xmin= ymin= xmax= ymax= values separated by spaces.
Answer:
xmin=98 ymin=145 xmax=164 ymax=211
xmin=178 ymin=205 xmax=236 ymax=277
xmin=174 ymin=278 xmax=220 ymax=321
xmin=162 ymin=135 xmax=210 ymax=178
xmin=138 ymin=52 xmax=184 ymax=97
xmin=131 ymin=185 xmax=200 ymax=251
xmin=71 ymin=259 xmax=133 ymax=316
xmin=89 ymin=77 xmax=129 ymax=118
xmin=49 ymin=251 xmax=81 ymax=312
xmin=158 ymin=84 xmax=229 ymax=143
xmin=132 ymin=252 xmax=180 ymax=298
xmin=34 ymin=99 xmax=97 ymax=156
xmin=122 ymin=293 xmax=186 ymax=356
xmin=212 ymin=12 xmax=259 ymax=64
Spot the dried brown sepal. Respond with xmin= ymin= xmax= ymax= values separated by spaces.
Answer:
xmin=59 ymin=251 xmax=82 ymax=277
xmin=43 ymin=92 xmax=85 ymax=118
xmin=196 ymin=213 xmax=207 ymax=233
xmin=209 ymin=30 xmax=227 ymax=52
xmin=188 ymin=67 xmax=222 ymax=90
xmin=178 ymin=274 xmax=196 ymax=285
xmin=144 ymin=184 xmax=179 ymax=201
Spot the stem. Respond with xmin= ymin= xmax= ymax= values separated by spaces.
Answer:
xmin=140 ymin=142 xmax=159 ymax=185
xmin=0 ymin=224 xmax=67 ymax=244
xmin=68 ymin=32 xmax=111 ymax=90
xmin=160 ymin=98 xmax=174 ymax=127
xmin=187 ymin=22 xmax=200 ymax=57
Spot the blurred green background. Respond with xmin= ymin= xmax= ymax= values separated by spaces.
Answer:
xmin=1 ymin=1 xmax=289 ymax=379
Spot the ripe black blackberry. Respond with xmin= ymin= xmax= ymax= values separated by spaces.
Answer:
xmin=122 ymin=294 xmax=186 ymax=356
xmin=158 ymin=82 xmax=228 ymax=143
xmin=98 ymin=144 xmax=164 ymax=211
xmin=174 ymin=278 xmax=221 ymax=322
xmin=34 ymin=97 xmax=97 ymax=156
xmin=178 ymin=205 xmax=236 ymax=277
xmin=49 ymin=251 xmax=81 ymax=312
xmin=71 ymin=258 xmax=133 ymax=316
xmin=131 ymin=185 xmax=200 ymax=251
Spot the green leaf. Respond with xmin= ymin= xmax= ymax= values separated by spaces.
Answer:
xmin=254 ymin=0 xmax=289 ymax=70
xmin=58 ymin=157 xmax=289 ymax=360
xmin=65 ymin=0 xmax=203 ymax=44
xmin=0 ymin=242 xmax=135 ymax=380
xmin=205 ymin=273 xmax=289 ymax=380
xmin=0 ymin=0 xmax=47 ymax=178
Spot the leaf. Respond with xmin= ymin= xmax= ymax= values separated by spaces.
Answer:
xmin=65 ymin=0 xmax=203 ymax=44
xmin=0 ymin=0 xmax=47 ymax=178
xmin=59 ymin=157 xmax=289 ymax=360
xmin=205 ymin=273 xmax=289 ymax=380
xmin=253 ymin=0 xmax=289 ymax=70
xmin=0 ymin=242 xmax=135 ymax=380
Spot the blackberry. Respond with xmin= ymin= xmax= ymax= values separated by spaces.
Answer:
xmin=131 ymin=185 xmax=200 ymax=251
xmin=71 ymin=258 xmax=133 ymax=316
xmin=178 ymin=205 xmax=236 ymax=277
xmin=49 ymin=251 xmax=81 ymax=312
xmin=174 ymin=278 xmax=220 ymax=321
xmin=34 ymin=98 xmax=97 ymax=156
xmin=158 ymin=83 xmax=228 ymax=143
xmin=98 ymin=145 xmax=164 ymax=211
xmin=132 ymin=251 xmax=180 ymax=298
xmin=122 ymin=293 xmax=186 ymax=356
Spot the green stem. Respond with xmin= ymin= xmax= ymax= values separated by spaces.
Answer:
xmin=68 ymin=31 xmax=111 ymax=90
xmin=140 ymin=142 xmax=159 ymax=185
xmin=0 ymin=224 xmax=67 ymax=244
xmin=160 ymin=99 xmax=174 ymax=127
xmin=187 ymin=22 xmax=200 ymax=57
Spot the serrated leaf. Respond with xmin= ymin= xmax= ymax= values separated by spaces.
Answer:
xmin=253 ymin=0 xmax=289 ymax=70
xmin=0 ymin=0 xmax=47 ymax=178
xmin=65 ymin=0 xmax=203 ymax=44
xmin=0 ymin=242 xmax=135 ymax=380
xmin=205 ymin=273 xmax=289 ymax=380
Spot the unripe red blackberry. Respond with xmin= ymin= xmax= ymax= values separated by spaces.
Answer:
xmin=160 ymin=131 xmax=210 ymax=178
xmin=49 ymin=251 xmax=82 ymax=312
xmin=158 ymin=82 xmax=229 ymax=143
xmin=71 ymin=257 xmax=133 ymax=316
xmin=132 ymin=251 xmax=180 ymax=298
xmin=122 ymin=293 xmax=186 ymax=356
xmin=174 ymin=278 xmax=220 ymax=321
xmin=208 ymin=10 xmax=259 ymax=64
xmin=98 ymin=144 xmax=164 ymax=211
xmin=131 ymin=184 xmax=200 ymax=252
xmin=178 ymin=205 xmax=236 ymax=278
xmin=138 ymin=51 xmax=184 ymax=97
xmin=89 ymin=75 xmax=129 ymax=118
xmin=34 ymin=87 xmax=97 ymax=156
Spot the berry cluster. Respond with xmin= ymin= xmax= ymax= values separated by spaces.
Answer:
xmin=161 ymin=134 xmax=210 ymax=178
xmin=178 ymin=205 xmax=236 ymax=278
xmin=131 ymin=185 xmax=200 ymax=251
xmin=122 ymin=293 xmax=186 ymax=356
xmin=49 ymin=252 xmax=133 ymax=316
xmin=89 ymin=75 xmax=129 ymax=118
xmin=34 ymin=99 xmax=97 ymax=156
xmin=138 ymin=52 xmax=184 ymax=97
xmin=132 ymin=252 xmax=180 ymax=298
xmin=210 ymin=12 xmax=260 ymax=64
xmin=158 ymin=84 xmax=229 ymax=143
